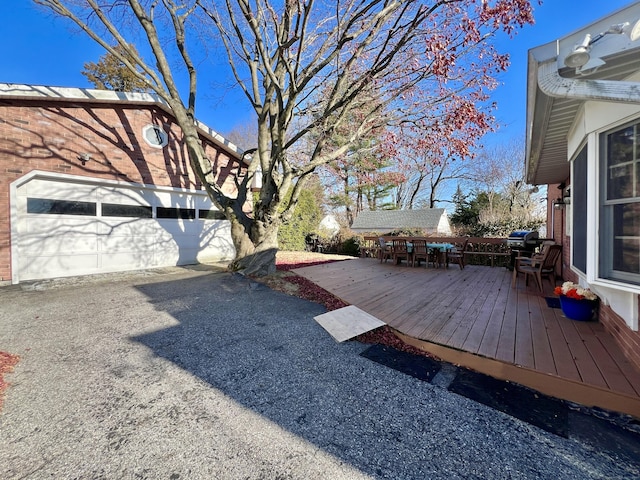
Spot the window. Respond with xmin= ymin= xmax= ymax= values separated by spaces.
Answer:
xmin=27 ymin=198 xmax=96 ymax=216
xmin=157 ymin=207 xmax=196 ymax=219
xmin=142 ymin=124 xmax=168 ymax=148
xmin=572 ymin=146 xmax=587 ymax=274
xmin=198 ymin=209 xmax=226 ymax=220
xmin=102 ymin=203 xmax=152 ymax=218
xmin=599 ymin=120 xmax=640 ymax=285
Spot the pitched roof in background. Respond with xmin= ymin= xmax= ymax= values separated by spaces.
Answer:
xmin=351 ymin=209 xmax=446 ymax=231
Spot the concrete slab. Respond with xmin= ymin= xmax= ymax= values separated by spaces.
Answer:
xmin=314 ymin=305 xmax=386 ymax=342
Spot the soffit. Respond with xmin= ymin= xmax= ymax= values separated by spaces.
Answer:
xmin=526 ymin=4 xmax=640 ymax=186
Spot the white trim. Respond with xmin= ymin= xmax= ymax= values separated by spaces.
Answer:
xmin=586 ymin=131 xmax=599 ymax=285
xmin=142 ymin=124 xmax=169 ymax=148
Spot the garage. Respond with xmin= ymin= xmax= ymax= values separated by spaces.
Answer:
xmin=10 ymin=172 xmax=235 ymax=282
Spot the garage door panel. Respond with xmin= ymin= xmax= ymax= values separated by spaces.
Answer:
xmin=157 ymin=248 xmax=199 ymax=265
xmin=20 ymin=234 xmax=99 ymax=254
xmin=98 ymin=186 xmax=152 ymax=205
xmin=100 ymin=235 xmax=159 ymax=252
xmin=21 ymin=254 xmax=100 ymax=278
xmin=98 ymin=219 xmax=159 ymax=236
xmin=21 ymin=179 xmax=100 ymax=202
xmin=22 ymin=217 xmax=99 ymax=235
xmin=101 ymin=252 xmax=157 ymax=269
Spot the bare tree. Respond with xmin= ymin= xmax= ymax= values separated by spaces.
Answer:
xmin=470 ymin=137 xmax=544 ymax=223
xmin=35 ymin=0 xmax=536 ymax=275
xmin=394 ymin=154 xmax=471 ymax=210
xmin=223 ymin=119 xmax=258 ymax=152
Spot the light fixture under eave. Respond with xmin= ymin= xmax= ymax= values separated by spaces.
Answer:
xmin=565 ymin=34 xmax=592 ymax=68
xmin=563 ymin=20 xmax=640 ymax=69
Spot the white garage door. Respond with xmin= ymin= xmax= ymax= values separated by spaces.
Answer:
xmin=11 ymin=173 xmax=235 ymax=282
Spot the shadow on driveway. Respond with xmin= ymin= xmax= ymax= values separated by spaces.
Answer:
xmin=130 ymin=272 xmax=639 ymax=479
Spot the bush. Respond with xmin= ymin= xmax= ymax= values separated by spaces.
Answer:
xmin=339 ymin=236 xmax=360 ymax=256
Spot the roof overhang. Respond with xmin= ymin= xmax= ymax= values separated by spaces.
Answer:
xmin=0 ymin=83 xmax=244 ymax=162
xmin=525 ymin=3 xmax=640 ymax=185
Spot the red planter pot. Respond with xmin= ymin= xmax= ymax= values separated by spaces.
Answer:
xmin=559 ymin=295 xmax=597 ymax=321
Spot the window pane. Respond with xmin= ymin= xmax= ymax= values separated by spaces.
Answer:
xmin=613 ymin=203 xmax=640 ymax=274
xmin=198 ymin=209 xmax=226 ymax=220
xmin=607 ymin=125 xmax=638 ymax=200
xmin=27 ymin=198 xmax=96 ymax=216
xmin=102 ymin=203 xmax=152 ymax=218
xmin=607 ymin=125 xmax=636 ymax=166
xmin=157 ymin=207 xmax=195 ymax=219
xmin=608 ymin=164 xmax=634 ymax=200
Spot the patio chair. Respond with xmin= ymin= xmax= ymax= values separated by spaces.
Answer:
xmin=359 ymin=236 xmax=380 ymax=258
xmin=514 ymin=240 xmax=554 ymax=268
xmin=447 ymin=237 xmax=470 ymax=270
xmin=391 ymin=238 xmax=410 ymax=265
xmin=411 ymin=239 xmax=429 ymax=267
xmin=378 ymin=237 xmax=392 ymax=263
xmin=512 ymin=244 xmax=562 ymax=292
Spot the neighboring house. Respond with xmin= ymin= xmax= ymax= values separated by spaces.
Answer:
xmin=350 ymin=209 xmax=452 ymax=235
xmin=0 ymin=83 xmax=249 ymax=284
xmin=526 ymin=3 xmax=640 ymax=369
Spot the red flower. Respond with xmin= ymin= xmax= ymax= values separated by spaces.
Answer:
xmin=565 ymin=289 xmax=582 ymax=300
xmin=554 ymin=286 xmax=563 ymax=295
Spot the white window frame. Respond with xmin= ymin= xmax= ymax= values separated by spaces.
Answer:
xmin=142 ymin=124 xmax=169 ymax=148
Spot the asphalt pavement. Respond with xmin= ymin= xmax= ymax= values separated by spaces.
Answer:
xmin=1 ymin=265 xmax=639 ymax=479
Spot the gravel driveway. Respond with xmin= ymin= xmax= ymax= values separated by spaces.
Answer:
xmin=1 ymin=266 xmax=639 ymax=479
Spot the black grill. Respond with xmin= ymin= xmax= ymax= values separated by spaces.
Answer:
xmin=507 ymin=231 xmax=541 ymax=270
xmin=507 ymin=230 xmax=539 ymax=249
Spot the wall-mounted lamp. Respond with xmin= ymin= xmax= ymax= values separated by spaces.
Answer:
xmin=78 ymin=153 xmax=92 ymax=166
xmin=563 ymin=187 xmax=571 ymax=205
xmin=564 ymin=19 xmax=640 ymax=69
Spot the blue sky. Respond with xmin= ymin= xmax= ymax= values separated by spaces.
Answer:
xmin=0 ymin=1 xmax=636 ymax=144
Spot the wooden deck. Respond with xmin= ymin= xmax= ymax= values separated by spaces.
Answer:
xmin=294 ymin=258 xmax=640 ymax=418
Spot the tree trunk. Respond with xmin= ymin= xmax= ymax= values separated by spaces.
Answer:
xmin=228 ymin=218 xmax=279 ymax=276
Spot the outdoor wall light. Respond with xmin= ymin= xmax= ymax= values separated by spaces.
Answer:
xmin=564 ymin=19 xmax=640 ymax=69
xmin=78 ymin=153 xmax=92 ymax=166
xmin=563 ymin=187 xmax=571 ymax=205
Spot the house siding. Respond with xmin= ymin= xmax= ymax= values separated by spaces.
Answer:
xmin=0 ymin=99 xmax=241 ymax=282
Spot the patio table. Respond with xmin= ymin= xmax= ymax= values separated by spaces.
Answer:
xmin=426 ymin=243 xmax=454 ymax=268
xmin=406 ymin=242 xmax=454 ymax=268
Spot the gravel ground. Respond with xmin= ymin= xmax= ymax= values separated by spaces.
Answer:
xmin=1 ymin=265 xmax=639 ymax=479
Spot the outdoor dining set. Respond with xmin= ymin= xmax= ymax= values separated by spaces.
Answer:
xmin=377 ymin=237 xmax=469 ymax=269
xmin=360 ymin=234 xmax=564 ymax=293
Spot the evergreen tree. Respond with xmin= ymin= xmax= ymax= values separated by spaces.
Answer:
xmin=82 ymin=44 xmax=150 ymax=93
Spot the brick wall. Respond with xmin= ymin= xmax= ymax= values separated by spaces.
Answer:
xmin=0 ymin=99 xmax=241 ymax=281
xmin=600 ymin=302 xmax=640 ymax=371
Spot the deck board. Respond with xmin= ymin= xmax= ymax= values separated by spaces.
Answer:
xmin=294 ymin=258 xmax=640 ymax=416
xmin=529 ymin=296 xmax=557 ymax=376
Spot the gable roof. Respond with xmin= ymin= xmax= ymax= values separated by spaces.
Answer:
xmin=351 ymin=209 xmax=446 ymax=231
